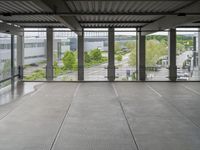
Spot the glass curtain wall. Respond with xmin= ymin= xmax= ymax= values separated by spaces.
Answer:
xmin=84 ymin=29 xmax=108 ymax=81
xmin=23 ymin=29 xmax=47 ymax=81
xmin=176 ymin=28 xmax=200 ymax=81
xmin=0 ymin=33 xmax=11 ymax=89
xmin=145 ymin=31 xmax=169 ymax=81
xmin=114 ymin=28 xmax=137 ymax=81
xmin=53 ymin=29 xmax=78 ymax=81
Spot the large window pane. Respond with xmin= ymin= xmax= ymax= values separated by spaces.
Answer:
xmin=53 ymin=31 xmax=78 ymax=81
xmin=176 ymin=28 xmax=200 ymax=81
xmin=0 ymin=33 xmax=11 ymax=89
xmin=23 ymin=29 xmax=47 ymax=81
xmin=115 ymin=28 xmax=137 ymax=81
xmin=84 ymin=29 xmax=108 ymax=81
xmin=146 ymin=32 xmax=169 ymax=81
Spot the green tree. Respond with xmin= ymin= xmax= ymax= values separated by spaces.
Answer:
xmin=90 ymin=48 xmax=102 ymax=61
xmin=53 ymin=61 xmax=62 ymax=76
xmin=124 ymin=41 xmax=136 ymax=50
xmin=146 ymin=39 xmax=167 ymax=66
xmin=127 ymin=41 xmax=137 ymax=67
xmin=62 ymin=51 xmax=76 ymax=70
xmin=177 ymin=43 xmax=186 ymax=55
xmin=84 ymin=51 xmax=91 ymax=63
xmin=116 ymin=54 xmax=122 ymax=61
xmin=128 ymin=48 xmax=136 ymax=66
xmin=115 ymin=42 xmax=121 ymax=54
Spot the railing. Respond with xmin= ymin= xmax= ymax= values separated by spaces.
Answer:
xmin=115 ymin=67 xmax=137 ymax=81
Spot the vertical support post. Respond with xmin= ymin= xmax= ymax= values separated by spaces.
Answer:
xmin=46 ymin=28 xmax=54 ymax=81
xmin=11 ymin=35 xmax=15 ymax=87
xmin=193 ymin=37 xmax=197 ymax=68
xmin=17 ymin=35 xmax=24 ymax=80
xmin=168 ymin=28 xmax=177 ymax=81
xmin=78 ymin=29 xmax=84 ymax=81
xmin=198 ymin=29 xmax=200 ymax=76
xmin=108 ymin=27 xmax=115 ymax=81
xmin=136 ymin=28 xmax=139 ymax=80
xmin=137 ymin=29 xmax=146 ymax=81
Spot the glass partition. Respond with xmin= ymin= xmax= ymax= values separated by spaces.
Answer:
xmin=84 ymin=29 xmax=108 ymax=81
xmin=0 ymin=33 xmax=11 ymax=89
xmin=115 ymin=28 xmax=137 ymax=81
xmin=145 ymin=32 xmax=169 ymax=81
xmin=23 ymin=29 xmax=47 ymax=81
xmin=176 ymin=28 xmax=200 ymax=81
xmin=53 ymin=31 xmax=78 ymax=81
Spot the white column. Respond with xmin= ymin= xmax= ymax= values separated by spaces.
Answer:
xmin=168 ymin=28 xmax=177 ymax=81
xmin=46 ymin=28 xmax=54 ymax=80
xmin=11 ymin=35 xmax=15 ymax=87
xmin=17 ymin=35 xmax=24 ymax=79
xmin=196 ymin=29 xmax=200 ymax=79
xmin=108 ymin=27 xmax=115 ymax=81
xmin=198 ymin=29 xmax=200 ymax=71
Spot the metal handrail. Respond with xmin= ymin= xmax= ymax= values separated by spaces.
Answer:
xmin=0 ymin=74 xmax=19 ymax=84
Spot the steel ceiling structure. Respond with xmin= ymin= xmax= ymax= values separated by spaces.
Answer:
xmin=0 ymin=0 xmax=200 ymax=33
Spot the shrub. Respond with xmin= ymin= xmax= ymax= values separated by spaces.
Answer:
xmin=62 ymin=51 xmax=76 ymax=70
xmin=116 ymin=55 xmax=122 ymax=61
xmin=90 ymin=48 xmax=102 ymax=61
xmin=84 ymin=51 xmax=91 ymax=63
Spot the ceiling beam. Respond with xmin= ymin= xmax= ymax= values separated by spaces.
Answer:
xmin=31 ymin=0 xmax=82 ymax=35
xmin=142 ymin=1 xmax=200 ymax=35
xmin=6 ymin=20 xmax=151 ymax=24
xmin=0 ymin=0 xmax=196 ymax=1
xmin=1 ymin=12 xmax=200 ymax=16
xmin=0 ymin=22 xmax=23 ymax=35
xmin=61 ymin=0 xmax=194 ymax=2
xmin=5 ymin=21 xmax=60 ymax=23
xmin=79 ymin=21 xmax=152 ymax=24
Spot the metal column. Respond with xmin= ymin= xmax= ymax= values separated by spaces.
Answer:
xmin=168 ymin=28 xmax=177 ymax=81
xmin=11 ymin=35 xmax=15 ymax=87
xmin=46 ymin=28 xmax=54 ymax=80
xmin=198 ymin=29 xmax=200 ymax=75
xmin=17 ymin=35 xmax=24 ymax=79
xmin=137 ymin=30 xmax=146 ymax=81
xmin=193 ymin=37 xmax=197 ymax=68
xmin=108 ymin=27 xmax=115 ymax=81
xmin=78 ymin=30 xmax=84 ymax=81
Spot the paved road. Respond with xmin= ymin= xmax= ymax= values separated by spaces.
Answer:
xmin=43 ymin=51 xmax=195 ymax=81
xmin=177 ymin=50 xmax=192 ymax=68
xmin=55 ymin=53 xmax=133 ymax=81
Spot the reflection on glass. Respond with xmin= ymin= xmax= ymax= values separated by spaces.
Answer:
xmin=115 ymin=29 xmax=137 ymax=81
xmin=176 ymin=28 xmax=200 ymax=81
xmin=23 ymin=31 xmax=46 ymax=81
xmin=84 ymin=31 xmax=108 ymax=81
xmin=0 ymin=33 xmax=11 ymax=89
xmin=146 ymin=32 xmax=169 ymax=81
xmin=53 ymin=32 xmax=78 ymax=81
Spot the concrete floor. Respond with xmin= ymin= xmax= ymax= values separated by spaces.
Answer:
xmin=0 ymin=82 xmax=200 ymax=150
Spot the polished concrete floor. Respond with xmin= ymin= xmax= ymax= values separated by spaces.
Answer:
xmin=0 ymin=82 xmax=200 ymax=150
